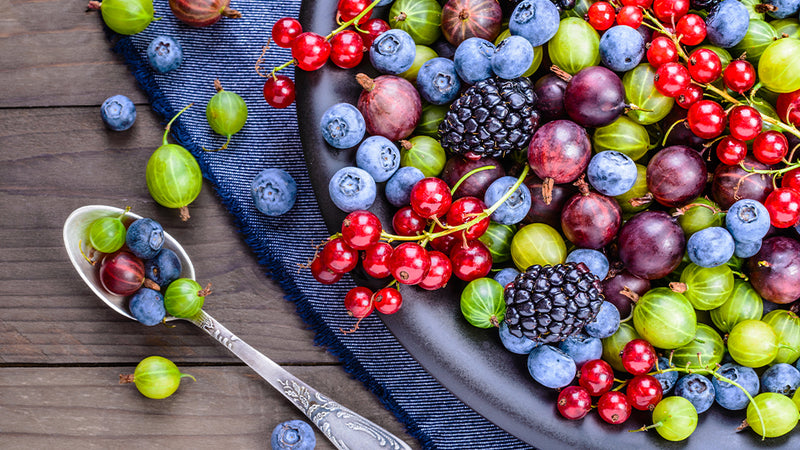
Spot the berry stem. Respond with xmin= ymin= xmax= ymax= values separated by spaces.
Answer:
xmin=162 ymin=103 xmax=193 ymax=147
xmin=450 ymin=165 xmax=497 ymax=195
xmin=325 ymin=0 xmax=382 ymax=40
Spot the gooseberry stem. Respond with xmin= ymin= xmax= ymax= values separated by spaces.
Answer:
xmin=450 ymin=165 xmax=497 ymax=195
xmin=162 ymin=103 xmax=194 ymax=146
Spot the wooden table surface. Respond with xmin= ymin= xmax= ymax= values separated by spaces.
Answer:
xmin=0 ymin=2 xmax=416 ymax=448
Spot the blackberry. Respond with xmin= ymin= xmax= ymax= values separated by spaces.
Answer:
xmin=504 ymin=263 xmax=604 ymax=344
xmin=438 ymin=76 xmax=538 ymax=160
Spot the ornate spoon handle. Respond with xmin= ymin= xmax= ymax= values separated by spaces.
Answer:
xmin=189 ymin=310 xmax=412 ymax=450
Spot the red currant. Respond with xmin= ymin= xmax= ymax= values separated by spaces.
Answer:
xmin=263 ymin=75 xmax=296 ymax=109
xmin=652 ymin=0 xmax=689 ymax=22
xmin=272 ymin=17 xmax=303 ymax=48
xmin=321 ymin=237 xmax=358 ymax=274
xmin=557 ymin=386 xmax=592 ymax=420
xmin=344 ymin=286 xmax=374 ymax=318
xmin=330 ymin=30 xmax=364 ymax=69
xmin=389 ymin=242 xmax=431 ymax=285
xmin=341 ymin=210 xmax=382 ymax=250
xmin=723 ymin=60 xmax=756 ymax=94
xmin=446 ymin=197 xmax=490 ymax=240
xmin=418 ymin=251 xmax=453 ymax=291
xmin=646 ymin=37 xmax=678 ymax=68
xmin=392 ymin=206 xmax=427 ymax=237
xmin=337 ymin=0 xmax=372 ymax=25
xmin=291 ymin=32 xmax=331 ymax=71
xmin=654 ymin=62 xmax=691 ymax=97
xmin=716 ymin=136 xmax=748 ymax=165
xmin=728 ymin=105 xmax=763 ymax=141
xmin=753 ymin=130 xmax=789 ymax=165
xmin=597 ymin=391 xmax=632 ymax=424
xmin=586 ymin=1 xmax=616 ymax=31
xmin=620 ymin=339 xmax=656 ymax=375
xmin=764 ymin=187 xmax=800 ymax=228
xmin=373 ymin=287 xmax=403 ymax=314
xmin=449 ymin=240 xmax=492 ymax=281
xmin=687 ymin=99 xmax=727 ymax=139
xmin=310 ymin=255 xmax=342 ymax=284
xmin=616 ymin=6 xmax=643 ymax=28
xmin=626 ymin=375 xmax=663 ymax=411
xmin=675 ymin=84 xmax=703 ymax=109
xmin=410 ymin=177 xmax=453 ymax=219
xmin=578 ymin=359 xmax=614 ymax=396
xmin=621 ymin=0 xmax=652 ymax=7
xmin=687 ymin=48 xmax=721 ymax=84
xmin=362 ymin=242 xmax=393 ymax=279
xmin=358 ymin=18 xmax=391 ymax=51
xmin=675 ymin=13 xmax=706 ymax=46
xmin=777 ymin=89 xmax=800 ymax=127
xmin=782 ymin=167 xmax=800 ymax=190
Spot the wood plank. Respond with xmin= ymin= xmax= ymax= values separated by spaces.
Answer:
xmin=0 ymin=365 xmax=418 ymax=449
xmin=0 ymin=0 xmax=146 ymax=107
xmin=0 ymin=106 xmax=342 ymax=365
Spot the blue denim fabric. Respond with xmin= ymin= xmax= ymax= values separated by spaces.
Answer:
xmin=112 ymin=2 xmax=532 ymax=448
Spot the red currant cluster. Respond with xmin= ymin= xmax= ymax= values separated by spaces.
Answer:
xmin=261 ymin=0 xmax=389 ymax=109
xmin=310 ymin=169 xmax=527 ymax=328
xmin=558 ymin=339 xmax=661 ymax=423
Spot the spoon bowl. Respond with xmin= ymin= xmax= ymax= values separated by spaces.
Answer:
xmin=63 ymin=205 xmax=411 ymax=450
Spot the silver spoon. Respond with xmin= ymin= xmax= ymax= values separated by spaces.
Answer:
xmin=63 ymin=205 xmax=412 ymax=450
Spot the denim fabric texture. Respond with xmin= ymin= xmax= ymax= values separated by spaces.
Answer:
xmin=112 ymin=1 xmax=532 ymax=448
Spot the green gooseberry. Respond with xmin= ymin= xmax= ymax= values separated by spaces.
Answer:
xmin=740 ymin=0 xmax=765 ymax=20
xmin=651 ymin=396 xmax=698 ymax=442
xmin=633 ymin=287 xmax=696 ymax=349
xmin=164 ymin=278 xmax=208 ymax=318
xmin=399 ymin=45 xmax=438 ymax=84
xmin=732 ymin=20 xmax=779 ymax=66
xmin=547 ymin=18 xmax=600 ymax=75
xmin=478 ymin=222 xmax=517 ymax=264
xmin=710 ymin=280 xmax=763 ymax=334
xmin=675 ymin=263 xmax=734 ymax=310
xmin=415 ymin=103 xmax=449 ymax=138
xmin=460 ymin=278 xmax=505 ymax=328
xmin=389 ymin=0 xmax=442 ymax=45
xmin=593 ymin=116 xmax=650 ymax=161
xmin=96 ymin=0 xmax=154 ymax=36
xmin=123 ymin=356 xmax=195 ymax=399
xmin=615 ymin=164 xmax=650 ymax=215
xmin=762 ymin=310 xmax=800 ymax=365
xmin=146 ymin=104 xmax=203 ymax=221
xmin=623 ymin=64 xmax=674 ymax=125
xmin=510 ymin=223 xmax=566 ymax=271
xmin=772 ymin=18 xmax=800 ymax=39
xmin=671 ymin=324 xmax=725 ymax=370
xmin=674 ymin=197 xmax=724 ymax=238
xmin=495 ymin=30 xmax=543 ymax=77
xmin=205 ymin=80 xmax=248 ymax=151
xmin=727 ymin=319 xmax=778 ymax=367
xmin=399 ymin=136 xmax=446 ymax=177
xmin=88 ymin=212 xmax=127 ymax=253
xmin=758 ymin=38 xmax=800 ymax=93
xmin=746 ymin=392 xmax=799 ymax=438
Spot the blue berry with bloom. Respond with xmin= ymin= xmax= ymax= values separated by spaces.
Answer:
xmin=385 ymin=166 xmax=425 ymax=207
xmin=508 ymin=0 xmax=560 ymax=47
xmin=726 ymin=199 xmax=770 ymax=243
xmin=319 ymin=103 xmax=366 ymax=149
xmin=270 ymin=420 xmax=315 ymax=450
xmin=557 ymin=333 xmax=602 ymax=367
xmin=491 ymin=35 xmax=533 ymax=80
xmin=527 ymin=345 xmax=576 ymax=389
xmin=484 ymin=176 xmax=532 ymax=225
xmin=586 ymin=151 xmax=637 ymax=197
xmin=499 ymin=321 xmax=540 ymax=354
xmin=687 ymin=226 xmax=735 ymax=268
xmin=565 ymin=249 xmax=609 ymax=279
xmin=356 ymin=136 xmax=400 ymax=183
xmin=583 ymin=301 xmax=620 ymax=339
xmin=144 ymin=248 xmax=182 ymax=288
xmin=417 ymin=57 xmax=461 ymax=105
xmin=370 ymin=29 xmax=416 ymax=75
xmin=126 ymin=218 xmax=164 ymax=260
xmin=761 ymin=363 xmax=800 ymax=396
xmin=147 ymin=36 xmax=183 ymax=73
xmin=453 ymin=37 xmax=495 ymax=84
xmin=251 ymin=168 xmax=297 ymax=216
xmin=101 ymin=95 xmax=136 ymax=131
xmin=129 ymin=288 xmax=166 ymax=326
xmin=712 ymin=363 xmax=759 ymax=410
xmin=675 ymin=373 xmax=715 ymax=414
xmin=329 ymin=167 xmax=376 ymax=212
xmin=493 ymin=267 xmax=520 ymax=288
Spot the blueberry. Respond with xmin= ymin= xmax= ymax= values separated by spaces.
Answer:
xmin=527 ymin=345 xmax=576 ymax=389
xmin=146 ymin=36 xmax=183 ymax=73
xmin=687 ymin=226 xmax=735 ymax=268
xmin=712 ymin=363 xmax=760 ymax=410
xmin=129 ymin=288 xmax=166 ymax=326
xmin=270 ymin=420 xmax=315 ymax=450
xmin=356 ymin=136 xmax=400 ymax=183
xmin=251 ymin=168 xmax=297 ymax=216
xmin=726 ymin=199 xmax=771 ymax=243
xmin=675 ymin=373 xmax=716 ymax=414
xmin=706 ymin=0 xmax=750 ymax=48
xmin=557 ymin=333 xmax=602 ymax=367
xmin=126 ymin=218 xmax=164 ymax=260
xmin=583 ymin=301 xmax=620 ymax=339
xmin=763 ymin=0 xmax=800 ymax=18
xmin=493 ymin=267 xmax=520 ymax=288
xmin=491 ymin=35 xmax=534 ymax=80
xmin=586 ymin=151 xmax=637 ymax=197
xmin=385 ymin=166 xmax=425 ymax=207
xmin=329 ymin=166 xmax=377 ymax=212
xmin=761 ymin=363 xmax=800 ymax=396
xmin=734 ymin=238 xmax=762 ymax=258
xmin=101 ymin=95 xmax=136 ymax=131
xmin=499 ymin=321 xmax=541 ymax=354
xmin=653 ymin=357 xmax=679 ymax=395
xmin=566 ymin=249 xmax=610 ymax=279
xmin=484 ymin=176 xmax=532 ymax=225
xmin=370 ymin=29 xmax=416 ymax=75
xmin=509 ymin=0 xmax=561 ymax=47
xmin=319 ymin=103 xmax=365 ymax=149
xmin=144 ymin=249 xmax=182 ymax=288
xmin=416 ymin=57 xmax=461 ymax=105
xmin=599 ymin=25 xmax=645 ymax=73
xmin=453 ymin=37 xmax=495 ymax=84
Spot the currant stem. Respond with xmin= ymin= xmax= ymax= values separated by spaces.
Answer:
xmin=324 ymin=0 xmax=382 ymax=40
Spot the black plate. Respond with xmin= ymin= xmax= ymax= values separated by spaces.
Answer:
xmin=295 ymin=3 xmax=799 ymax=449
